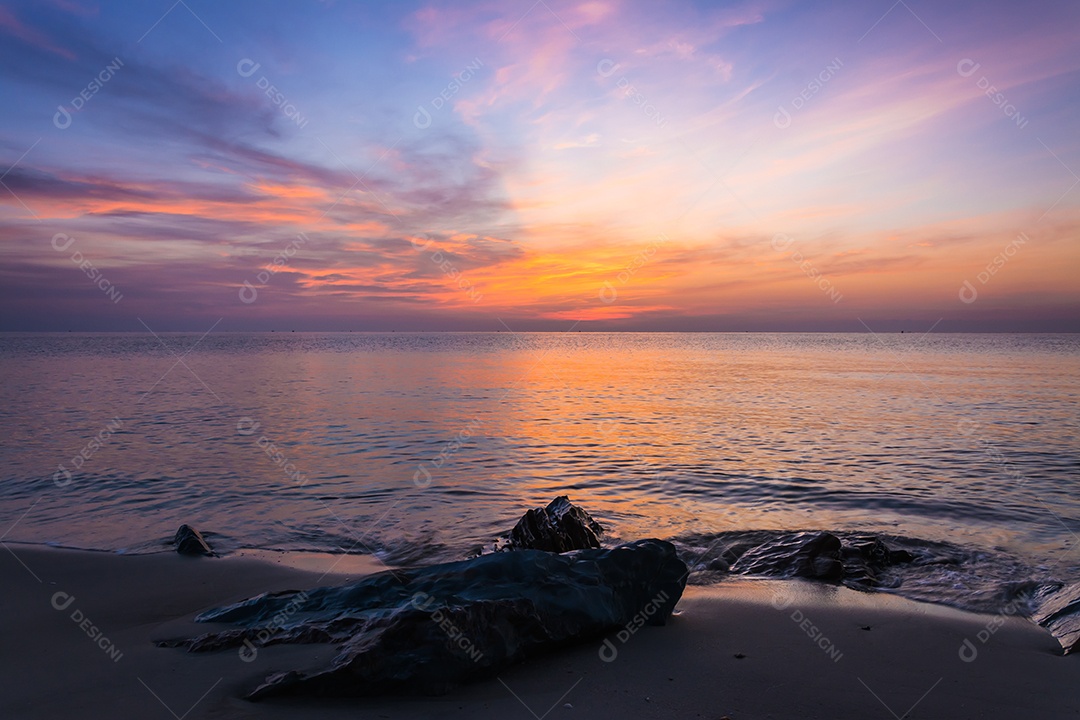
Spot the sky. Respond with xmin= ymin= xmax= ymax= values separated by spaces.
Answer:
xmin=0 ymin=0 xmax=1078 ymax=332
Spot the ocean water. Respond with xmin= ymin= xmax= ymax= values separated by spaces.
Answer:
xmin=1 ymin=332 xmax=1078 ymax=612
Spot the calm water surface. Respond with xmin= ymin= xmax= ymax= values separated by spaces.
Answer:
xmin=1 ymin=333 xmax=1077 ymax=609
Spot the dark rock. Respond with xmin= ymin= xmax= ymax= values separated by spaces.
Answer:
xmin=174 ymin=524 xmax=214 ymax=557
xmin=839 ymin=535 xmax=912 ymax=587
xmin=843 ymin=537 xmax=892 ymax=566
xmin=889 ymin=548 xmax=915 ymax=564
xmin=731 ymin=531 xmax=844 ymax=581
xmin=1032 ymin=582 xmax=1080 ymax=654
xmin=721 ymin=531 xmax=915 ymax=588
xmin=843 ymin=535 xmax=914 ymax=566
xmin=168 ymin=539 xmax=685 ymax=698
xmin=704 ymin=557 xmax=730 ymax=573
xmin=498 ymin=496 xmax=603 ymax=553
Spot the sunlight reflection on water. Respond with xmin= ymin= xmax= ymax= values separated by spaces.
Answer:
xmin=1 ymin=332 xmax=1077 ymax=585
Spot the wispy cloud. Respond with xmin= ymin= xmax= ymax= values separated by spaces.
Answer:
xmin=0 ymin=0 xmax=1077 ymax=330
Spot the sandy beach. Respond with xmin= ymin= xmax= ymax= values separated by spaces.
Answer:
xmin=2 ymin=544 xmax=1077 ymax=720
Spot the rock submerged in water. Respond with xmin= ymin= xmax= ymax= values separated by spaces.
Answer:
xmin=173 ymin=524 xmax=215 ymax=557
xmin=841 ymin=536 xmax=914 ymax=586
xmin=731 ymin=531 xmax=844 ymax=581
xmin=717 ymin=531 xmax=914 ymax=587
xmin=496 ymin=495 xmax=603 ymax=553
xmin=168 ymin=538 xmax=685 ymax=698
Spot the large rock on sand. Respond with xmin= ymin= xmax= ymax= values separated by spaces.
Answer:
xmin=1033 ymin=582 xmax=1080 ymax=654
xmin=498 ymin=495 xmax=603 ymax=552
xmin=166 ymin=539 xmax=686 ymax=698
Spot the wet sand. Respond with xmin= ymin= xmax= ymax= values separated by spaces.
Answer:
xmin=2 ymin=544 xmax=1077 ymax=719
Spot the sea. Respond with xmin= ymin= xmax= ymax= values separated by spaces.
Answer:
xmin=1 ymin=332 xmax=1077 ymax=614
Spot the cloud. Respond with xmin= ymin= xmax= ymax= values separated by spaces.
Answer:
xmin=1 ymin=0 xmax=1078 ymax=330
xmin=0 ymin=4 xmax=76 ymax=60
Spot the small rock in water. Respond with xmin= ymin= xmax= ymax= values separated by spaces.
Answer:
xmin=173 ymin=524 xmax=214 ymax=557
xmin=726 ymin=531 xmax=914 ymax=587
xmin=731 ymin=532 xmax=843 ymax=581
xmin=498 ymin=496 xmax=603 ymax=553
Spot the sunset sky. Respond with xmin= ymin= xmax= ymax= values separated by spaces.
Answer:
xmin=1 ymin=0 xmax=1077 ymax=331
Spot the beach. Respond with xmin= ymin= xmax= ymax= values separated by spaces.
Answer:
xmin=4 ymin=0 xmax=1080 ymax=713
xmin=4 ymin=544 xmax=1077 ymax=720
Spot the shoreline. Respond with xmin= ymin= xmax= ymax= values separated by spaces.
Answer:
xmin=3 ymin=545 xmax=1078 ymax=719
